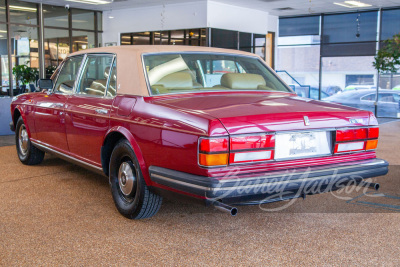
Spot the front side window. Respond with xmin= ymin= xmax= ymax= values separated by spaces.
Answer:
xmin=143 ymin=53 xmax=291 ymax=95
xmin=54 ymin=55 xmax=84 ymax=94
xmin=77 ymin=54 xmax=114 ymax=96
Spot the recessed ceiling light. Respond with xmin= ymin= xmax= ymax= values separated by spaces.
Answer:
xmin=66 ymin=0 xmax=113 ymax=5
xmin=108 ymin=16 xmax=114 ymax=19
xmin=334 ymin=1 xmax=372 ymax=8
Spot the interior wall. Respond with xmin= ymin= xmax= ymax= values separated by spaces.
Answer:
xmin=101 ymin=1 xmax=279 ymax=45
xmin=207 ymin=1 xmax=273 ymax=34
xmin=102 ymin=2 xmax=208 ymax=45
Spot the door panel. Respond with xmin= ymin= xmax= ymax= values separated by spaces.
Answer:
xmin=34 ymin=55 xmax=84 ymax=152
xmin=65 ymin=54 xmax=115 ymax=164
xmin=65 ymin=96 xmax=114 ymax=163
xmin=34 ymin=93 xmax=69 ymax=151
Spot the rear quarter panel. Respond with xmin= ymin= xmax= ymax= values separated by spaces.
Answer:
xmin=109 ymin=96 xmax=227 ymax=184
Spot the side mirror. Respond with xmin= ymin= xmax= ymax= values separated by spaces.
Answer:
xmin=38 ymin=79 xmax=53 ymax=90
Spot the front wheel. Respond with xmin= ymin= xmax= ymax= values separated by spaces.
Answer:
xmin=109 ymin=140 xmax=162 ymax=219
xmin=15 ymin=117 xmax=45 ymax=165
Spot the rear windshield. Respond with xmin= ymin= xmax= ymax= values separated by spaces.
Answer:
xmin=142 ymin=53 xmax=292 ymax=95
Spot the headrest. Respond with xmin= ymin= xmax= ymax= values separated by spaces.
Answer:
xmin=154 ymin=72 xmax=193 ymax=88
xmin=221 ymin=73 xmax=266 ymax=89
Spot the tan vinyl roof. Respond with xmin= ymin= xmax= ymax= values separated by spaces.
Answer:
xmin=69 ymin=45 xmax=259 ymax=97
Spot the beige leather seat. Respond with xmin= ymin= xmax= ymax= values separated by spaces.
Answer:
xmin=86 ymin=67 xmax=110 ymax=96
xmin=220 ymin=73 xmax=267 ymax=90
xmin=151 ymin=72 xmax=193 ymax=94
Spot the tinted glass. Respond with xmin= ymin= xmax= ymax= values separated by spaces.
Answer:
xmin=211 ymin=29 xmax=237 ymax=49
xmin=72 ymin=31 xmax=95 ymax=52
xmin=44 ymin=28 xmax=70 ymax=76
xmin=322 ymin=12 xmax=377 ymax=44
xmin=143 ymin=53 xmax=291 ymax=95
xmin=71 ymin=9 xmax=94 ymax=31
xmin=381 ymin=9 xmax=400 ymax=40
xmin=107 ymin=59 xmax=117 ymax=97
xmin=0 ymin=0 xmax=5 ymax=22
xmin=0 ymin=23 xmax=8 ymax=95
xmin=77 ymin=54 xmax=113 ymax=96
xmin=54 ymin=56 xmax=84 ymax=94
xmin=9 ymin=0 xmax=38 ymax=25
xmin=43 ymin=5 xmax=68 ymax=28
xmin=279 ymin=16 xmax=320 ymax=37
xmin=97 ymin=12 xmax=102 ymax=31
xmin=239 ymin=32 xmax=252 ymax=52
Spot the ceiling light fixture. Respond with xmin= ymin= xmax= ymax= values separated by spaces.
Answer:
xmin=334 ymin=1 xmax=372 ymax=8
xmin=66 ymin=0 xmax=113 ymax=5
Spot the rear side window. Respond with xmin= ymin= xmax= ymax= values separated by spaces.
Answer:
xmin=54 ymin=56 xmax=84 ymax=94
xmin=106 ymin=59 xmax=117 ymax=97
xmin=77 ymin=54 xmax=114 ymax=97
xmin=361 ymin=94 xmax=375 ymax=101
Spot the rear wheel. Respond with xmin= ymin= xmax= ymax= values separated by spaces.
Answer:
xmin=109 ymin=139 xmax=162 ymax=219
xmin=15 ymin=117 xmax=44 ymax=165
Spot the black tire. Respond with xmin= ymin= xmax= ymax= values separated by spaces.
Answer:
xmin=109 ymin=139 xmax=162 ymax=219
xmin=15 ymin=117 xmax=45 ymax=165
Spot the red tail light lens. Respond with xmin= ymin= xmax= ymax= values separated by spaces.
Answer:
xmin=368 ymin=127 xmax=379 ymax=139
xmin=199 ymin=138 xmax=228 ymax=153
xmin=336 ymin=128 xmax=367 ymax=142
xmin=199 ymin=137 xmax=229 ymax=167
xmin=230 ymin=134 xmax=275 ymax=151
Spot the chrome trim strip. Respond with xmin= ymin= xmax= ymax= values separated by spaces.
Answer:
xmin=31 ymin=140 xmax=105 ymax=175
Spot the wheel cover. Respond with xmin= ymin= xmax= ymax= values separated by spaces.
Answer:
xmin=118 ymin=161 xmax=137 ymax=196
xmin=18 ymin=125 xmax=29 ymax=156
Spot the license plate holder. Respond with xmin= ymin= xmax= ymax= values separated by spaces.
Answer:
xmin=275 ymin=131 xmax=332 ymax=160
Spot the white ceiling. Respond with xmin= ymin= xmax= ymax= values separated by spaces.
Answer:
xmin=24 ymin=0 xmax=400 ymax=16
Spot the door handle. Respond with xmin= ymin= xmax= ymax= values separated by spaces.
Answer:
xmin=95 ymin=108 xmax=109 ymax=115
xmin=53 ymin=103 xmax=64 ymax=108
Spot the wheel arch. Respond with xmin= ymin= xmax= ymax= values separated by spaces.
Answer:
xmin=101 ymin=127 xmax=149 ymax=184
xmin=13 ymin=106 xmax=31 ymax=137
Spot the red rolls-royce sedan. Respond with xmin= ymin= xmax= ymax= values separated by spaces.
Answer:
xmin=10 ymin=46 xmax=388 ymax=219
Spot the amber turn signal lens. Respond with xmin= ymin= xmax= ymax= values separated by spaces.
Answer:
xmin=199 ymin=153 xmax=228 ymax=166
xmin=366 ymin=139 xmax=378 ymax=150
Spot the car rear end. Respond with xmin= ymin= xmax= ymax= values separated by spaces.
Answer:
xmin=149 ymin=110 xmax=388 ymax=206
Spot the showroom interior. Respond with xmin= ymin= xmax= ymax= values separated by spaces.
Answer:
xmin=0 ymin=0 xmax=400 ymax=265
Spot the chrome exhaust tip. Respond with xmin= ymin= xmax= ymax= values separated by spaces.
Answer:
xmin=212 ymin=201 xmax=238 ymax=216
xmin=360 ymin=181 xmax=380 ymax=191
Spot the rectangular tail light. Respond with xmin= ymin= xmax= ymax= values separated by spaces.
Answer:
xmin=334 ymin=126 xmax=379 ymax=154
xmin=198 ymin=137 xmax=229 ymax=167
xmin=199 ymin=134 xmax=275 ymax=167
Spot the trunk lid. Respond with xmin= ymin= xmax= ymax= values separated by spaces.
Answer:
xmin=150 ymin=93 xmax=371 ymax=135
